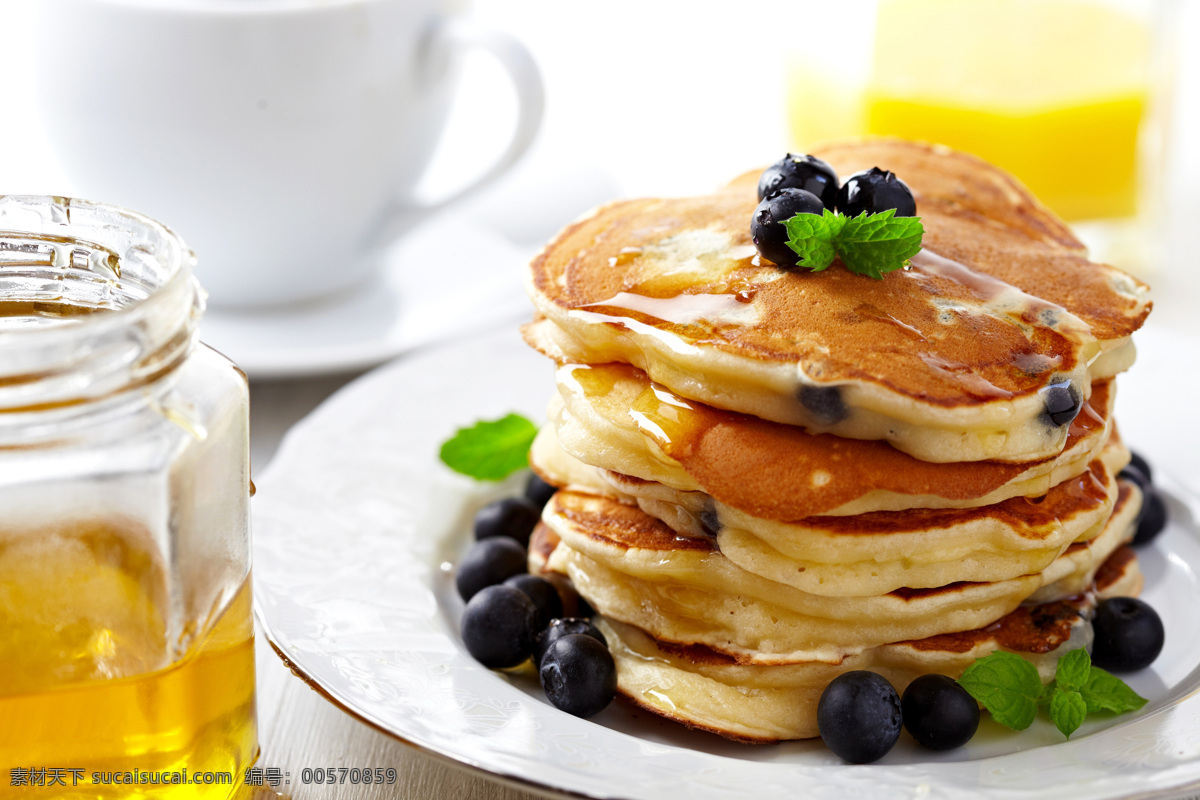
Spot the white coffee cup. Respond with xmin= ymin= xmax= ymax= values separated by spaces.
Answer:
xmin=35 ymin=0 xmax=543 ymax=307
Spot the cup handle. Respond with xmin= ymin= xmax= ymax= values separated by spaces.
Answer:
xmin=372 ymin=19 xmax=544 ymax=246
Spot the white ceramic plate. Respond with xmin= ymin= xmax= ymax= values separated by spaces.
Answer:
xmin=252 ymin=325 xmax=1200 ymax=800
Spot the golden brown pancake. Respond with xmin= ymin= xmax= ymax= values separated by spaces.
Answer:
xmin=530 ymin=478 xmax=1139 ymax=663
xmin=524 ymin=139 xmax=1149 ymax=463
xmin=545 ymin=361 xmax=1116 ymax=518
xmin=594 ymin=542 xmax=1142 ymax=742
xmin=534 ymin=436 xmax=1127 ymax=596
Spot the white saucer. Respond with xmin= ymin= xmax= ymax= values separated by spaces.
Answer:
xmin=197 ymin=216 xmax=533 ymax=380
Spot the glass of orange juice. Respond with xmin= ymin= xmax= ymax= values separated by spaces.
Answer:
xmin=787 ymin=0 xmax=1177 ymax=272
xmin=0 ymin=197 xmax=256 ymax=798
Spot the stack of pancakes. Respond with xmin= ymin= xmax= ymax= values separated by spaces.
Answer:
xmin=521 ymin=139 xmax=1151 ymax=742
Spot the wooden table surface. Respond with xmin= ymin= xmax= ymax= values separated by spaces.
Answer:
xmin=247 ymin=375 xmax=544 ymax=800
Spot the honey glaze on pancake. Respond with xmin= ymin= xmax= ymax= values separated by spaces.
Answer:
xmin=531 ymin=140 xmax=1148 ymax=408
xmin=566 ymin=362 xmax=1111 ymax=520
xmin=813 ymin=140 xmax=1149 ymax=342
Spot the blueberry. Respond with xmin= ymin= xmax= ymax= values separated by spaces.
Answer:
xmin=539 ymin=634 xmax=617 ymax=718
xmin=799 ymin=384 xmax=848 ymax=426
xmin=757 ymin=154 xmax=840 ymax=208
xmin=455 ymin=538 xmax=527 ymax=602
xmin=901 ymin=674 xmax=979 ymax=751
xmin=461 ymin=585 xmax=540 ymax=669
xmin=474 ymin=497 xmax=540 ymax=547
xmin=576 ymin=593 xmax=597 ymax=619
xmin=1041 ymin=381 xmax=1081 ymax=427
xmin=751 ymin=188 xmax=826 ymax=267
xmin=525 ymin=473 xmax=558 ymax=509
xmin=1128 ymin=451 xmax=1153 ymax=482
xmin=1091 ymin=597 xmax=1164 ymax=672
xmin=835 ymin=167 xmax=916 ymax=218
xmin=1119 ymin=463 xmax=1151 ymax=527
xmin=1133 ymin=486 xmax=1168 ymax=546
xmin=504 ymin=574 xmax=564 ymax=629
xmin=1119 ymin=464 xmax=1151 ymax=497
xmin=534 ymin=617 xmax=608 ymax=667
xmin=817 ymin=671 xmax=903 ymax=763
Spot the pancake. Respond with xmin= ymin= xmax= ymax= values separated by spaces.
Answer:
xmin=537 ymin=441 xmax=1127 ymax=596
xmin=524 ymin=139 xmax=1149 ymax=463
xmin=531 ymin=479 xmax=1140 ymax=664
xmin=540 ymin=362 xmax=1116 ymax=518
xmin=597 ymin=542 xmax=1140 ymax=742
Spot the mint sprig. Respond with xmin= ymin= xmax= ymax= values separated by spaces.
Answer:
xmin=782 ymin=209 xmax=923 ymax=279
xmin=438 ymin=413 xmax=537 ymax=481
xmin=957 ymin=648 xmax=1147 ymax=739
xmin=956 ymin=651 xmax=1042 ymax=730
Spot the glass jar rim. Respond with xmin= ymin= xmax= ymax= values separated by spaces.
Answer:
xmin=0 ymin=195 xmax=204 ymax=412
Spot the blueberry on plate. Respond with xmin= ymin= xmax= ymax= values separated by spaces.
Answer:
xmin=817 ymin=671 xmax=903 ymax=763
xmin=455 ymin=537 xmax=527 ymax=602
xmin=1119 ymin=464 xmax=1151 ymax=497
xmin=474 ymin=497 xmax=541 ymax=547
xmin=901 ymin=674 xmax=979 ymax=750
xmin=524 ymin=472 xmax=558 ymax=509
xmin=757 ymin=153 xmax=840 ymax=209
xmin=1128 ymin=451 xmax=1153 ymax=482
xmin=835 ymin=167 xmax=916 ymax=218
xmin=1091 ymin=596 xmax=1164 ymax=672
xmin=539 ymin=633 xmax=617 ymax=718
xmin=1133 ymin=487 xmax=1168 ymax=546
xmin=751 ymin=188 xmax=826 ymax=267
xmin=461 ymin=585 xmax=540 ymax=669
xmin=503 ymin=574 xmax=564 ymax=629
xmin=534 ymin=617 xmax=608 ymax=667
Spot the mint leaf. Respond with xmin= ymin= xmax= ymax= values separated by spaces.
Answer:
xmin=834 ymin=210 xmax=924 ymax=280
xmin=438 ymin=413 xmax=537 ymax=481
xmin=1055 ymin=648 xmax=1091 ymax=693
xmin=1049 ymin=687 xmax=1088 ymax=738
xmin=780 ymin=208 xmax=923 ymax=278
xmin=960 ymin=649 xmax=1146 ymax=739
xmin=1081 ymin=667 xmax=1148 ymax=714
xmin=957 ymin=651 xmax=1044 ymax=730
xmin=783 ymin=209 xmax=844 ymax=271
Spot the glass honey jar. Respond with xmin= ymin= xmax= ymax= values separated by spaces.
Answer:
xmin=0 ymin=196 xmax=256 ymax=798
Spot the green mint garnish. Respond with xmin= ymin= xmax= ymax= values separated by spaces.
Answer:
xmin=438 ymin=413 xmax=537 ymax=481
xmin=958 ymin=648 xmax=1147 ymax=739
xmin=1053 ymin=647 xmax=1091 ymax=693
xmin=1048 ymin=687 xmax=1088 ymax=738
xmin=782 ymin=208 xmax=845 ymax=272
xmin=957 ymin=651 xmax=1043 ymax=730
xmin=1081 ymin=667 xmax=1149 ymax=715
xmin=782 ymin=208 xmax=923 ymax=279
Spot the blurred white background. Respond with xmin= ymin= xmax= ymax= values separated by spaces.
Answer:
xmin=3 ymin=2 xmax=1197 ymax=206
xmin=0 ymin=0 xmax=1197 ymax=486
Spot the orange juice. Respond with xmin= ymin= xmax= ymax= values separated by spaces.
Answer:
xmin=0 ymin=523 xmax=257 ymax=799
xmin=788 ymin=0 xmax=1157 ymax=222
